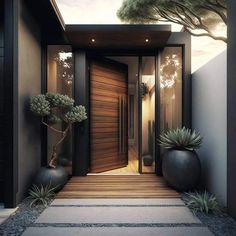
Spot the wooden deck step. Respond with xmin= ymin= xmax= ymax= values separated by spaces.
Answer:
xmin=57 ymin=174 xmax=179 ymax=199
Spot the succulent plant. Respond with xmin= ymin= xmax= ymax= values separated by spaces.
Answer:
xmin=30 ymin=92 xmax=87 ymax=168
xmin=45 ymin=92 xmax=74 ymax=108
xmin=183 ymin=191 xmax=222 ymax=215
xmin=159 ymin=127 xmax=203 ymax=151
xmin=28 ymin=184 xmax=56 ymax=207
xmin=63 ymin=105 xmax=87 ymax=123
xmin=30 ymin=95 xmax=50 ymax=116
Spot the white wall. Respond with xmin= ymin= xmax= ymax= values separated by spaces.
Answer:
xmin=192 ymin=51 xmax=227 ymax=205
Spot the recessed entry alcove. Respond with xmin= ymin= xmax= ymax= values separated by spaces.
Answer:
xmin=45 ymin=25 xmax=191 ymax=176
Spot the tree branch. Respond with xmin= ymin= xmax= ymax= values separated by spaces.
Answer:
xmin=184 ymin=27 xmax=227 ymax=43
xmin=41 ymin=117 xmax=64 ymax=134
xmin=48 ymin=124 xmax=71 ymax=168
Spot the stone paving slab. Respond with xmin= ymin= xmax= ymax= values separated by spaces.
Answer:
xmin=0 ymin=204 xmax=17 ymax=225
xmin=36 ymin=206 xmax=201 ymax=224
xmin=22 ymin=226 xmax=213 ymax=236
xmin=51 ymin=198 xmax=185 ymax=206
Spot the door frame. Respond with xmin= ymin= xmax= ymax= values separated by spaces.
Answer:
xmin=88 ymin=53 xmax=159 ymax=174
xmin=73 ymin=50 xmax=160 ymax=175
xmin=138 ymin=54 xmax=161 ymax=174
xmin=72 ymin=42 xmax=191 ymax=176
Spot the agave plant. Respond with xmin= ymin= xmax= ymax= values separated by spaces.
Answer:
xmin=27 ymin=184 xmax=57 ymax=207
xmin=184 ymin=191 xmax=221 ymax=215
xmin=159 ymin=127 xmax=203 ymax=151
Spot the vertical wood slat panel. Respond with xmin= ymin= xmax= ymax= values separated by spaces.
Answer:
xmin=90 ymin=60 xmax=128 ymax=173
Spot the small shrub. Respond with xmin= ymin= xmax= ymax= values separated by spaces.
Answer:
xmin=159 ymin=127 xmax=203 ymax=151
xmin=27 ymin=184 xmax=57 ymax=207
xmin=184 ymin=191 xmax=221 ymax=214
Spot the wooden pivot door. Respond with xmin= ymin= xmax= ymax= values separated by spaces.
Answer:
xmin=90 ymin=58 xmax=128 ymax=173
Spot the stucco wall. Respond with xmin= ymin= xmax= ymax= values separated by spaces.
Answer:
xmin=17 ymin=0 xmax=42 ymax=202
xmin=0 ymin=1 xmax=4 ymax=202
xmin=192 ymin=51 xmax=227 ymax=205
xmin=228 ymin=0 xmax=236 ymax=219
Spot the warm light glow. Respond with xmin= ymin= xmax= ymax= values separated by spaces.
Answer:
xmin=91 ymin=38 xmax=96 ymax=42
xmin=145 ymin=39 xmax=149 ymax=42
xmin=160 ymin=54 xmax=181 ymax=89
xmin=59 ymin=52 xmax=72 ymax=61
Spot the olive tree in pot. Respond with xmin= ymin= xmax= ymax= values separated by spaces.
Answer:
xmin=30 ymin=92 xmax=87 ymax=191
xmin=159 ymin=127 xmax=203 ymax=191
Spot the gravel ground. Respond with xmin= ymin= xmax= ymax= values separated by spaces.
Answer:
xmin=0 ymin=199 xmax=47 ymax=236
xmin=1 ymin=197 xmax=236 ymax=236
xmin=181 ymin=194 xmax=236 ymax=236
xmin=196 ymin=212 xmax=236 ymax=236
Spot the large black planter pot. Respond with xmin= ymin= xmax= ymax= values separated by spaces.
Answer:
xmin=33 ymin=166 xmax=68 ymax=192
xmin=162 ymin=150 xmax=201 ymax=191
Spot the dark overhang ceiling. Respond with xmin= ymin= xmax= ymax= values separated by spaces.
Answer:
xmin=65 ymin=24 xmax=172 ymax=49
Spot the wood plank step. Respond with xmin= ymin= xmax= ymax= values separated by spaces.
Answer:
xmin=57 ymin=174 xmax=179 ymax=199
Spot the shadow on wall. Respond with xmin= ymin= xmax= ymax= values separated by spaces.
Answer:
xmin=192 ymin=50 xmax=227 ymax=206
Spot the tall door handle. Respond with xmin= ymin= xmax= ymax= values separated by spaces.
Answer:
xmin=119 ymin=96 xmax=122 ymax=153
xmin=122 ymin=96 xmax=125 ymax=153
xmin=119 ymin=95 xmax=126 ymax=154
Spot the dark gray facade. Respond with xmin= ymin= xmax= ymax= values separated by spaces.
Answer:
xmin=227 ymin=0 xmax=236 ymax=219
xmin=1 ymin=0 xmax=64 ymax=207
xmin=17 ymin=0 xmax=42 ymax=203
xmin=0 ymin=0 xmax=4 ymax=203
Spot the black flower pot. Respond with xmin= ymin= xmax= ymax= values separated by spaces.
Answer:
xmin=143 ymin=155 xmax=153 ymax=166
xmin=162 ymin=149 xmax=201 ymax=191
xmin=33 ymin=166 xmax=68 ymax=192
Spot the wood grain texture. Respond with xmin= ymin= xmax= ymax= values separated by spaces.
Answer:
xmin=57 ymin=174 xmax=179 ymax=198
xmin=90 ymin=60 xmax=128 ymax=173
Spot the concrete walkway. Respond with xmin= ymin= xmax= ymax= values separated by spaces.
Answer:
xmin=0 ymin=204 xmax=17 ymax=225
xmin=22 ymin=199 xmax=213 ymax=236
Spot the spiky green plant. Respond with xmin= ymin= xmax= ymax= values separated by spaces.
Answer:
xmin=27 ymin=184 xmax=56 ymax=207
xmin=159 ymin=127 xmax=203 ymax=151
xmin=30 ymin=92 xmax=87 ymax=168
xmin=184 ymin=191 xmax=221 ymax=215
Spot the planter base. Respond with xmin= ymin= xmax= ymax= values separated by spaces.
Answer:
xmin=33 ymin=166 xmax=68 ymax=192
xmin=162 ymin=150 xmax=201 ymax=191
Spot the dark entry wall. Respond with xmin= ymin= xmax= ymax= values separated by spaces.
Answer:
xmin=0 ymin=0 xmax=5 ymax=202
xmin=17 ymin=0 xmax=42 ymax=203
xmin=227 ymin=0 xmax=236 ymax=220
xmin=2 ymin=0 xmax=66 ymax=207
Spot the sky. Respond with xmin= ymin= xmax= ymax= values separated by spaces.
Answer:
xmin=55 ymin=0 xmax=226 ymax=72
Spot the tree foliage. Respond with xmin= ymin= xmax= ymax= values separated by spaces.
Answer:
xmin=30 ymin=93 xmax=87 ymax=168
xmin=117 ymin=0 xmax=227 ymax=42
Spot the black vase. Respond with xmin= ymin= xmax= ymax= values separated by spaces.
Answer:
xmin=143 ymin=155 xmax=153 ymax=166
xmin=33 ymin=166 xmax=68 ymax=192
xmin=162 ymin=149 xmax=201 ymax=191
